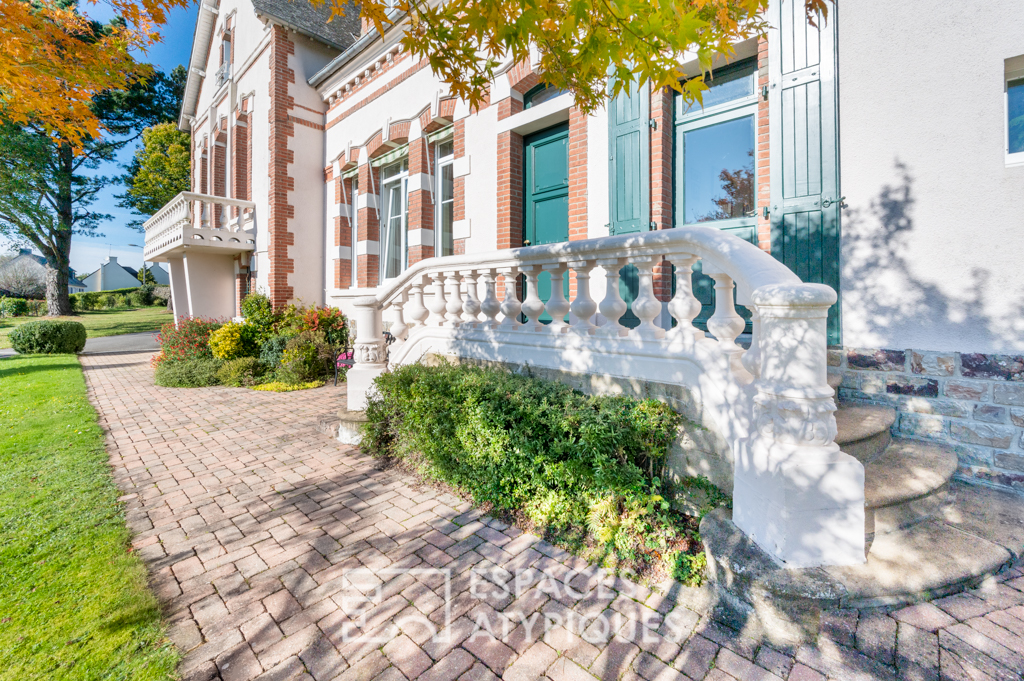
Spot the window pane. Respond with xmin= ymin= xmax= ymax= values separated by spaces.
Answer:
xmin=382 ymin=182 xmax=404 ymax=279
xmin=1010 ymin=78 xmax=1024 ymax=154
xmin=437 ymin=139 xmax=454 ymax=158
xmin=679 ymin=64 xmax=755 ymax=114
xmin=382 ymin=160 xmax=404 ymax=180
xmin=441 ymin=203 xmax=454 ymax=257
xmin=441 ymin=163 xmax=453 ymax=202
xmin=683 ymin=115 xmax=755 ymax=224
xmin=525 ymin=84 xmax=568 ymax=109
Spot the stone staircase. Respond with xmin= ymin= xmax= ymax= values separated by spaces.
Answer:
xmin=701 ymin=374 xmax=1024 ymax=643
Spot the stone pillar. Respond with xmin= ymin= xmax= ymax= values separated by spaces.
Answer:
xmin=167 ymin=256 xmax=190 ymax=325
xmin=734 ymin=283 xmax=866 ymax=568
xmin=347 ymin=296 xmax=387 ymax=411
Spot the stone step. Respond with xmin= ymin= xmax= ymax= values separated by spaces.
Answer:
xmin=865 ymin=439 xmax=958 ymax=535
xmin=835 ymin=404 xmax=896 ymax=462
xmin=701 ymin=482 xmax=1024 ymax=643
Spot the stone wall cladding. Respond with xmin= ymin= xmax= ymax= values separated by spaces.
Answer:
xmin=830 ymin=346 xmax=1024 ymax=493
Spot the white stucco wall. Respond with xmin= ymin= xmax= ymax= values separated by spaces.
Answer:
xmin=838 ymin=0 xmax=1024 ymax=354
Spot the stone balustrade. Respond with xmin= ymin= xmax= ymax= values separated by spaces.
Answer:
xmin=345 ymin=227 xmax=865 ymax=569
xmin=143 ymin=192 xmax=256 ymax=261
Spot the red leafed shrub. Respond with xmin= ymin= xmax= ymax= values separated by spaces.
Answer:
xmin=156 ymin=317 xmax=223 ymax=362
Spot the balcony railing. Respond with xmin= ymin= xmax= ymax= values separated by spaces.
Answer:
xmin=143 ymin=192 xmax=256 ymax=261
xmin=345 ymin=227 xmax=865 ymax=569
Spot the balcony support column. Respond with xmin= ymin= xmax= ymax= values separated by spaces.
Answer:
xmin=347 ymin=296 xmax=387 ymax=412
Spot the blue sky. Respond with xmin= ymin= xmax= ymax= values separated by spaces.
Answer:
xmin=1 ymin=2 xmax=199 ymax=276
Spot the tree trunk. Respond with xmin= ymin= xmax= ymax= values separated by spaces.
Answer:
xmin=46 ymin=142 xmax=75 ymax=316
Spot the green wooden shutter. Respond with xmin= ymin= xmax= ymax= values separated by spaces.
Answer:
xmin=608 ymin=81 xmax=650 ymax=235
xmin=769 ymin=0 xmax=842 ymax=344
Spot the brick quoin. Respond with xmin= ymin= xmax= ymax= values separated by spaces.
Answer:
xmin=651 ymin=87 xmax=675 ymax=303
xmin=267 ymin=25 xmax=296 ymax=309
xmin=334 ymin=171 xmax=354 ymax=289
xmin=407 ymin=136 xmax=435 ymax=266
xmin=231 ymin=109 xmax=250 ymax=218
xmin=212 ymin=129 xmax=227 ymax=230
xmin=356 ymin=162 xmax=380 ymax=288
xmin=756 ymin=37 xmax=771 ymax=252
xmin=452 ymin=119 xmax=468 ymax=256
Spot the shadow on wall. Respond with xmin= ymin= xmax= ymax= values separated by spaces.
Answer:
xmin=841 ymin=160 xmax=1024 ymax=353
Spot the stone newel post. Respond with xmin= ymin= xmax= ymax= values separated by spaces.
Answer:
xmin=734 ymin=283 xmax=866 ymax=568
xmin=347 ymin=296 xmax=387 ymax=412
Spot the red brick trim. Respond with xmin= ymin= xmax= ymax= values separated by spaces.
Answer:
xmin=231 ymin=110 xmax=249 ymax=217
xmin=756 ymin=37 xmax=771 ymax=252
xmin=356 ymin=162 xmax=380 ymax=288
xmin=325 ymin=57 xmax=431 ymax=129
xmin=335 ymin=175 xmax=354 ymax=289
xmin=651 ymin=87 xmax=674 ymax=302
xmin=267 ymin=25 xmax=296 ymax=308
xmin=568 ymin=107 xmax=588 ymax=241
xmin=288 ymin=115 xmax=325 ymax=131
xmin=407 ymin=136 xmax=435 ymax=266
xmin=496 ymin=130 xmax=523 ymax=251
xmin=507 ymin=60 xmax=543 ymax=95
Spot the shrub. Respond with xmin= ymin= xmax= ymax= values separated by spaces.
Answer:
xmin=25 ymin=300 xmax=46 ymax=316
xmin=365 ymin=362 xmax=700 ymax=580
xmin=259 ymin=334 xmax=292 ymax=369
xmin=253 ymin=380 xmax=324 ymax=392
xmin=277 ymin=303 xmax=348 ymax=348
xmin=70 ymin=287 xmax=142 ymax=311
xmin=154 ymin=357 xmax=223 ymax=388
xmin=127 ymin=289 xmax=149 ymax=308
xmin=112 ymin=294 xmax=128 ymax=308
xmin=156 ymin=317 xmax=222 ymax=362
xmin=216 ymin=357 xmax=268 ymax=387
xmin=0 ymin=297 xmax=29 ymax=317
xmin=208 ymin=321 xmax=259 ymax=360
xmin=240 ymin=290 xmax=277 ymax=344
xmin=277 ymin=331 xmax=335 ymax=384
xmin=8 ymin=320 xmax=87 ymax=354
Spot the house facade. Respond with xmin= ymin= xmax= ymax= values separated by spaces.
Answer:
xmin=145 ymin=0 xmax=1024 ymax=577
xmin=0 ymin=248 xmax=85 ymax=295
xmin=82 ymin=255 xmax=144 ymax=292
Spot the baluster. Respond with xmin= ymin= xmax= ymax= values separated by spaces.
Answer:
xmin=706 ymin=272 xmax=745 ymax=359
xmin=460 ymin=270 xmax=482 ymax=326
xmin=406 ymin=276 xmax=428 ymax=330
xmin=542 ymin=264 xmax=570 ymax=333
xmin=200 ymin=200 xmax=211 ymax=229
xmin=497 ymin=268 xmax=521 ymax=330
xmin=219 ymin=203 xmax=228 ymax=230
xmin=568 ymin=260 xmax=597 ymax=335
xmin=594 ymin=258 xmax=628 ymax=337
xmin=629 ymin=257 xmax=666 ymax=340
xmin=666 ymin=255 xmax=704 ymax=345
xmin=520 ymin=265 xmax=545 ymax=332
xmin=444 ymin=271 xmax=463 ymax=327
xmin=479 ymin=269 xmax=500 ymax=329
xmin=390 ymin=293 xmax=409 ymax=348
xmin=425 ymin=272 xmax=447 ymax=326
xmin=741 ymin=307 xmax=762 ymax=379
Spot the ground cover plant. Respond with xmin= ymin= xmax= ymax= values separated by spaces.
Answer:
xmin=0 ymin=307 xmax=173 ymax=349
xmin=0 ymin=355 xmax=178 ymax=678
xmin=363 ymin=361 xmax=726 ymax=585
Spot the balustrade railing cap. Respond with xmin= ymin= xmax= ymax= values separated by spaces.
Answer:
xmin=751 ymin=282 xmax=837 ymax=307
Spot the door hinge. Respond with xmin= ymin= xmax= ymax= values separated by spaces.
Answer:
xmin=762 ymin=85 xmax=769 ymax=101
xmin=648 ymin=119 xmax=657 ymax=130
xmin=650 ymin=221 xmax=657 ymax=230
xmin=762 ymin=206 xmax=770 ymax=220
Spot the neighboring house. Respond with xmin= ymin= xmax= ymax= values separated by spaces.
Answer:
xmin=144 ymin=263 xmax=170 ymax=286
xmin=143 ymin=0 xmax=1024 ymax=608
xmin=0 ymin=248 xmax=85 ymax=296
xmin=81 ymin=256 xmax=143 ymax=292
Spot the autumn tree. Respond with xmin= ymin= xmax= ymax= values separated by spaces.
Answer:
xmin=0 ymin=0 xmax=187 ymax=147
xmin=0 ymin=67 xmax=185 ymax=315
xmin=317 ymin=0 xmax=828 ymax=110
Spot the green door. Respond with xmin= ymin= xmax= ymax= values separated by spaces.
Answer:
xmin=769 ymin=0 xmax=841 ymax=344
xmin=608 ymin=80 xmax=650 ymax=328
xmin=524 ymin=124 xmax=569 ymax=322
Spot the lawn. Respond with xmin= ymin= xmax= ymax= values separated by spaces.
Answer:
xmin=0 ymin=355 xmax=178 ymax=679
xmin=0 ymin=307 xmax=173 ymax=349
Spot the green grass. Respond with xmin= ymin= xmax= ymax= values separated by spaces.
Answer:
xmin=0 ymin=307 xmax=173 ymax=349
xmin=0 ymin=355 xmax=178 ymax=679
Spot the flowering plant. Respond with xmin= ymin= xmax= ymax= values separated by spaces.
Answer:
xmin=155 ymin=317 xmax=223 ymax=363
xmin=277 ymin=303 xmax=348 ymax=348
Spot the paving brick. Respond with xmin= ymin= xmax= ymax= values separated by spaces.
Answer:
xmin=856 ymin=612 xmax=898 ymax=665
xmin=590 ymin=635 xmax=641 ymax=680
xmin=216 ymin=641 xmax=263 ymax=681
xmin=384 ymin=634 xmax=433 ymax=679
xmin=462 ymin=628 xmax=516 ymax=674
xmin=896 ymin=623 xmax=939 ymax=671
xmin=419 ymin=648 xmax=475 ymax=681
xmin=503 ymin=641 xmax=558 ymax=681
xmin=892 ymin=603 xmax=958 ymax=633
xmin=714 ymin=648 xmax=783 ymax=681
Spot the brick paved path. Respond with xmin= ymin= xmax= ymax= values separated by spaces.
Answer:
xmin=81 ymin=352 xmax=1024 ymax=681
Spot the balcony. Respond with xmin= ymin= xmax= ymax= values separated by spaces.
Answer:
xmin=143 ymin=192 xmax=256 ymax=262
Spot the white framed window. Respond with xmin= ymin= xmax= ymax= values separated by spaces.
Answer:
xmin=350 ymin=176 xmax=359 ymax=288
xmin=379 ymin=158 xmax=408 ymax=280
xmin=674 ymin=58 xmax=758 ymax=228
xmin=1006 ymin=56 xmax=1024 ymax=167
xmin=435 ymin=139 xmax=455 ymax=257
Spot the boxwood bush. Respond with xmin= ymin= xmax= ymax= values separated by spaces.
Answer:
xmin=8 ymin=320 xmax=87 ymax=354
xmin=0 ymin=297 xmax=29 ymax=317
xmin=364 ymin=361 xmax=711 ymax=583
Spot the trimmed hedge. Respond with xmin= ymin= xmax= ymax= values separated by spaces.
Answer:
xmin=154 ymin=358 xmax=223 ymax=388
xmin=8 ymin=320 xmax=87 ymax=354
xmin=363 ymin=362 xmax=713 ymax=582
xmin=71 ymin=287 xmax=145 ymax=311
xmin=0 ymin=297 xmax=29 ymax=318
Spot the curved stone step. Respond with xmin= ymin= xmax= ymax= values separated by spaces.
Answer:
xmin=835 ymin=404 xmax=895 ymax=462
xmin=864 ymin=439 xmax=958 ymax=536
